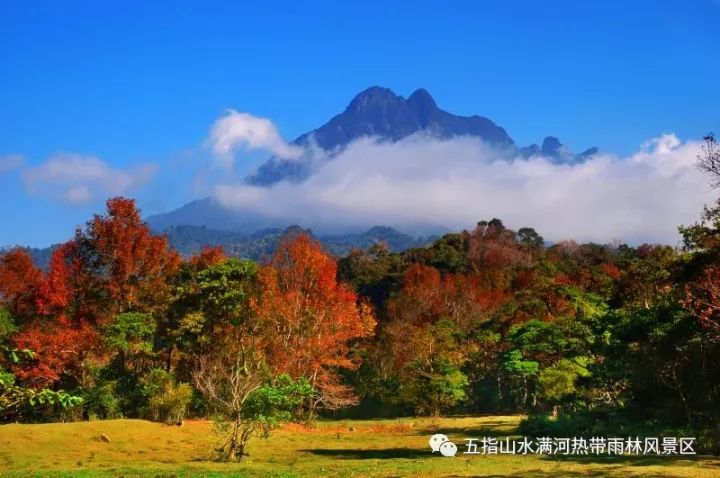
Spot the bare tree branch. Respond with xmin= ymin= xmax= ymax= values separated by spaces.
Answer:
xmin=696 ymin=133 xmax=720 ymax=188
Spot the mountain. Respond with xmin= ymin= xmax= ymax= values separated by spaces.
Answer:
xmin=146 ymin=198 xmax=267 ymax=233
xmin=247 ymin=87 xmax=597 ymax=185
xmin=164 ymin=224 xmax=432 ymax=260
xmin=520 ymin=136 xmax=599 ymax=164
xmin=248 ymin=86 xmax=518 ymax=185
xmin=15 ymin=86 xmax=597 ymax=259
xmin=20 ymin=245 xmax=60 ymax=271
xmin=146 ymin=86 xmax=597 ymax=234
xmin=320 ymin=226 xmax=436 ymax=257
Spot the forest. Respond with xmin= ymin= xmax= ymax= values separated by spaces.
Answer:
xmin=1 ymin=138 xmax=720 ymax=462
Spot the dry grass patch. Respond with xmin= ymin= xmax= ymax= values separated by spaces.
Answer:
xmin=1 ymin=415 xmax=719 ymax=477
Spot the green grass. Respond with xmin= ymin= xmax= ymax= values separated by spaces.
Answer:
xmin=1 ymin=415 xmax=719 ymax=477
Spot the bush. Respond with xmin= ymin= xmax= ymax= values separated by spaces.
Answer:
xmin=141 ymin=368 xmax=192 ymax=424
xmin=82 ymin=381 xmax=122 ymax=420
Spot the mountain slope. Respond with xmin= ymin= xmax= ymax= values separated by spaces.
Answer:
xmin=163 ymin=224 xmax=432 ymax=260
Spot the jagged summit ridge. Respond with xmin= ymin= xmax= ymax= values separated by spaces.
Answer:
xmin=248 ymin=86 xmax=596 ymax=185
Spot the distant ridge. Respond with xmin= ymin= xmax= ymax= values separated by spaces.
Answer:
xmin=15 ymin=225 xmax=435 ymax=269
xmin=162 ymin=224 xmax=433 ymax=260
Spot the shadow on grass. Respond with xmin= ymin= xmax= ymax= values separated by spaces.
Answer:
xmin=300 ymin=448 xmax=720 ymax=478
xmin=408 ymin=415 xmax=520 ymax=437
xmin=541 ymin=453 xmax=720 ymax=468
xmin=476 ymin=473 xmax=684 ymax=478
xmin=300 ymin=447 xmax=429 ymax=460
xmin=414 ymin=425 xmax=517 ymax=438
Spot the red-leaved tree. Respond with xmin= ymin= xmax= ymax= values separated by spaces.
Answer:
xmin=254 ymin=234 xmax=375 ymax=416
xmin=0 ymin=249 xmax=43 ymax=322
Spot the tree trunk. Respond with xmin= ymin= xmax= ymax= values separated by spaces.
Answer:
xmin=672 ymin=368 xmax=692 ymax=425
xmin=222 ymin=417 xmax=254 ymax=461
xmin=497 ymin=371 xmax=503 ymax=406
xmin=165 ymin=345 xmax=174 ymax=372
xmin=225 ymin=418 xmax=244 ymax=461
xmin=119 ymin=350 xmax=126 ymax=373
xmin=305 ymin=371 xmax=320 ymax=426
xmin=306 ymin=404 xmax=317 ymax=427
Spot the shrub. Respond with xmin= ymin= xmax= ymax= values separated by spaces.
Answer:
xmin=141 ymin=368 xmax=192 ymax=424
xmin=83 ymin=381 xmax=122 ymax=420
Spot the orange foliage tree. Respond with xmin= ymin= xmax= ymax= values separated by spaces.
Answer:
xmin=7 ymin=243 xmax=99 ymax=388
xmin=12 ymin=315 xmax=96 ymax=387
xmin=8 ymin=198 xmax=181 ymax=389
xmin=0 ymin=249 xmax=43 ymax=321
xmin=684 ymin=264 xmax=720 ymax=342
xmin=253 ymin=234 xmax=375 ymax=416
xmin=79 ymin=197 xmax=181 ymax=317
xmin=468 ymin=219 xmax=533 ymax=285
xmin=189 ymin=245 xmax=226 ymax=269
xmin=378 ymin=263 xmax=507 ymax=415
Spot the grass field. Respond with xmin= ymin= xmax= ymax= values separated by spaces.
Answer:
xmin=1 ymin=415 xmax=719 ymax=477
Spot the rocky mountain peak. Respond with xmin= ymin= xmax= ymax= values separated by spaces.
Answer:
xmin=345 ymin=86 xmax=405 ymax=113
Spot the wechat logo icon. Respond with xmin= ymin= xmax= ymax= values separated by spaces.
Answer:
xmin=429 ymin=433 xmax=457 ymax=457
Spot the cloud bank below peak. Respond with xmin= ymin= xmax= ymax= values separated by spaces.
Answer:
xmin=213 ymin=132 xmax=713 ymax=245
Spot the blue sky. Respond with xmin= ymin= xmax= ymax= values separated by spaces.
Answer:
xmin=1 ymin=0 xmax=719 ymax=247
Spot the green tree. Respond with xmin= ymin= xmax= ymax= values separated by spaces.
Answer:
xmin=193 ymin=327 xmax=312 ymax=461
xmin=105 ymin=312 xmax=156 ymax=373
xmin=501 ymin=350 xmax=539 ymax=409
xmin=538 ymin=357 xmax=591 ymax=403
xmin=164 ymin=258 xmax=258 ymax=376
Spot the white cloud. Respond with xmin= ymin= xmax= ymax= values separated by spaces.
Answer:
xmin=23 ymin=153 xmax=156 ymax=205
xmin=65 ymin=186 xmax=92 ymax=204
xmin=208 ymin=109 xmax=302 ymax=167
xmin=0 ymin=154 xmax=24 ymax=172
xmin=213 ymin=133 xmax=715 ymax=244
